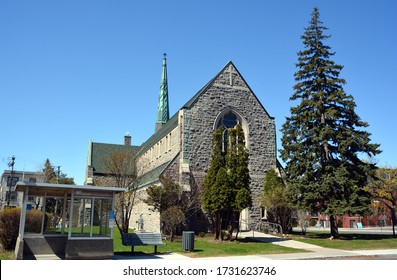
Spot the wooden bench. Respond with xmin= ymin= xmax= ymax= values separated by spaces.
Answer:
xmin=122 ymin=233 xmax=165 ymax=253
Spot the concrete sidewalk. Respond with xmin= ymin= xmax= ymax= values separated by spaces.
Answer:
xmin=216 ymin=231 xmax=397 ymax=260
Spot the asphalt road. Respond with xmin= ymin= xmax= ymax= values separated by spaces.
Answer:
xmin=321 ymin=254 xmax=397 ymax=260
xmin=293 ymin=226 xmax=396 ymax=236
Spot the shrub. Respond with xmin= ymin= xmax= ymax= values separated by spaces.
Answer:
xmin=25 ymin=209 xmax=51 ymax=233
xmin=160 ymin=206 xmax=185 ymax=242
xmin=309 ymin=219 xmax=317 ymax=227
xmin=198 ymin=232 xmax=206 ymax=238
xmin=0 ymin=208 xmax=20 ymax=250
xmin=0 ymin=208 xmax=50 ymax=251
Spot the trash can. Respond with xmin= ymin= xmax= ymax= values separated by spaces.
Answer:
xmin=182 ymin=231 xmax=195 ymax=251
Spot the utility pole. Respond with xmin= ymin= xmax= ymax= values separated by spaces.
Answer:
xmin=7 ymin=156 xmax=16 ymax=207
xmin=57 ymin=166 xmax=61 ymax=183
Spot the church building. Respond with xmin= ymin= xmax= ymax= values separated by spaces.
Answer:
xmin=86 ymin=55 xmax=279 ymax=232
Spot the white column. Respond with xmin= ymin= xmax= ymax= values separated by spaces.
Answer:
xmin=40 ymin=193 xmax=47 ymax=234
xmin=111 ymin=192 xmax=115 ymax=239
xmin=18 ymin=187 xmax=29 ymax=239
xmin=61 ymin=193 xmax=67 ymax=235
xmin=68 ymin=189 xmax=74 ymax=238
xmin=90 ymin=198 xmax=95 ymax=237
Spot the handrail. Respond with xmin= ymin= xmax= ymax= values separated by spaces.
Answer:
xmin=255 ymin=221 xmax=283 ymax=235
xmin=217 ymin=218 xmax=282 ymax=236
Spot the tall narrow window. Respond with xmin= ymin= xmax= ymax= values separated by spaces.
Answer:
xmin=216 ymin=111 xmax=240 ymax=152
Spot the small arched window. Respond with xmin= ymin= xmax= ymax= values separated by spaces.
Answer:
xmin=221 ymin=111 xmax=239 ymax=128
xmin=216 ymin=111 xmax=241 ymax=152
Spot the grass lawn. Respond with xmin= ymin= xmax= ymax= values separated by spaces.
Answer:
xmin=291 ymin=231 xmax=397 ymax=250
xmin=0 ymin=250 xmax=15 ymax=260
xmin=113 ymin=230 xmax=304 ymax=258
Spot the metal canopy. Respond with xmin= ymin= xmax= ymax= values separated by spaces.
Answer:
xmin=15 ymin=182 xmax=125 ymax=198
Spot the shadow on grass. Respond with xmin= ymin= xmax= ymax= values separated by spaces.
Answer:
xmin=295 ymin=232 xmax=394 ymax=241
xmin=241 ymin=236 xmax=290 ymax=244
xmin=185 ymin=249 xmax=203 ymax=253
xmin=114 ymin=251 xmax=169 ymax=259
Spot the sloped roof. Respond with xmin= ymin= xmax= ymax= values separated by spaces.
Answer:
xmin=15 ymin=182 xmax=125 ymax=197
xmin=90 ymin=142 xmax=140 ymax=174
xmin=182 ymin=60 xmax=273 ymax=117
xmin=136 ymin=113 xmax=178 ymax=157
xmin=132 ymin=161 xmax=170 ymax=189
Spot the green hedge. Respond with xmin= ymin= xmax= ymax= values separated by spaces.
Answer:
xmin=0 ymin=208 xmax=50 ymax=251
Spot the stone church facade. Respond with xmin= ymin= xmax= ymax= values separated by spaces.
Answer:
xmin=86 ymin=56 xmax=278 ymax=233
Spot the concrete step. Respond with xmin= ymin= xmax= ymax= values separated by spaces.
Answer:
xmin=34 ymin=254 xmax=62 ymax=260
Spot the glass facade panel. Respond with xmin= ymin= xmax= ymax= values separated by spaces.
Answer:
xmin=71 ymin=197 xmax=112 ymax=238
xmin=43 ymin=197 xmax=65 ymax=234
xmin=92 ymin=199 xmax=112 ymax=237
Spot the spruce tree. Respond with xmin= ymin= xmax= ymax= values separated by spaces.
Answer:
xmin=202 ymin=126 xmax=226 ymax=239
xmin=280 ymin=7 xmax=381 ymax=238
xmin=226 ymin=124 xmax=251 ymax=238
xmin=203 ymin=124 xmax=251 ymax=239
xmin=43 ymin=159 xmax=57 ymax=183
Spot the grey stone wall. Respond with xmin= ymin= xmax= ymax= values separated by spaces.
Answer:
xmin=183 ymin=63 xmax=276 ymax=228
xmin=130 ymin=189 xmax=160 ymax=232
xmin=136 ymin=126 xmax=180 ymax=177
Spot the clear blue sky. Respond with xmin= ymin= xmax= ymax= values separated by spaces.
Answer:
xmin=1 ymin=0 xmax=396 ymax=184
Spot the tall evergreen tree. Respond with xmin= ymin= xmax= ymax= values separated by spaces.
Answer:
xmin=203 ymin=124 xmax=251 ymax=239
xmin=43 ymin=159 xmax=57 ymax=183
xmin=226 ymin=124 xmax=252 ymax=238
xmin=203 ymin=127 xmax=226 ymax=239
xmin=40 ymin=159 xmax=74 ymax=217
xmin=280 ymin=7 xmax=381 ymax=238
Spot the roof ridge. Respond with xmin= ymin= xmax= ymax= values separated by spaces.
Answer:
xmin=182 ymin=61 xmax=235 ymax=109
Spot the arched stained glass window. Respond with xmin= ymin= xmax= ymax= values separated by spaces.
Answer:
xmin=222 ymin=112 xmax=239 ymax=128
xmin=216 ymin=111 xmax=241 ymax=152
xmin=216 ymin=111 xmax=240 ymax=129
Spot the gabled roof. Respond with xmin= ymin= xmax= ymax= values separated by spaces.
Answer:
xmin=132 ymin=161 xmax=170 ymax=189
xmin=182 ymin=61 xmax=274 ymax=119
xmin=89 ymin=142 xmax=140 ymax=174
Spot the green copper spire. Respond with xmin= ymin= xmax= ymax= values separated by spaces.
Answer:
xmin=155 ymin=53 xmax=169 ymax=132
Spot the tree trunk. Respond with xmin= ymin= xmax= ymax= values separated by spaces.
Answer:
xmin=228 ymin=211 xmax=236 ymax=240
xmin=391 ymin=205 xmax=396 ymax=238
xmin=383 ymin=202 xmax=396 ymax=238
xmin=214 ymin=213 xmax=221 ymax=240
xmin=330 ymin=215 xmax=339 ymax=238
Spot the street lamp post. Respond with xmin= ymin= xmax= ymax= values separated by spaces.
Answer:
xmin=7 ymin=156 xmax=16 ymax=207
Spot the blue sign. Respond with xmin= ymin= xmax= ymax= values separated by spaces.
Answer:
xmin=109 ymin=211 xmax=115 ymax=229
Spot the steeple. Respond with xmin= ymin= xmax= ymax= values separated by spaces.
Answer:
xmin=155 ymin=53 xmax=170 ymax=132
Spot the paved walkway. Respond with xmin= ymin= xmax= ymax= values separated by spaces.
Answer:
xmin=114 ymin=230 xmax=397 ymax=260
xmin=235 ymin=231 xmax=397 ymax=260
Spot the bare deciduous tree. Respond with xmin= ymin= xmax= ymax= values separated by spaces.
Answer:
xmin=102 ymin=151 xmax=137 ymax=235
